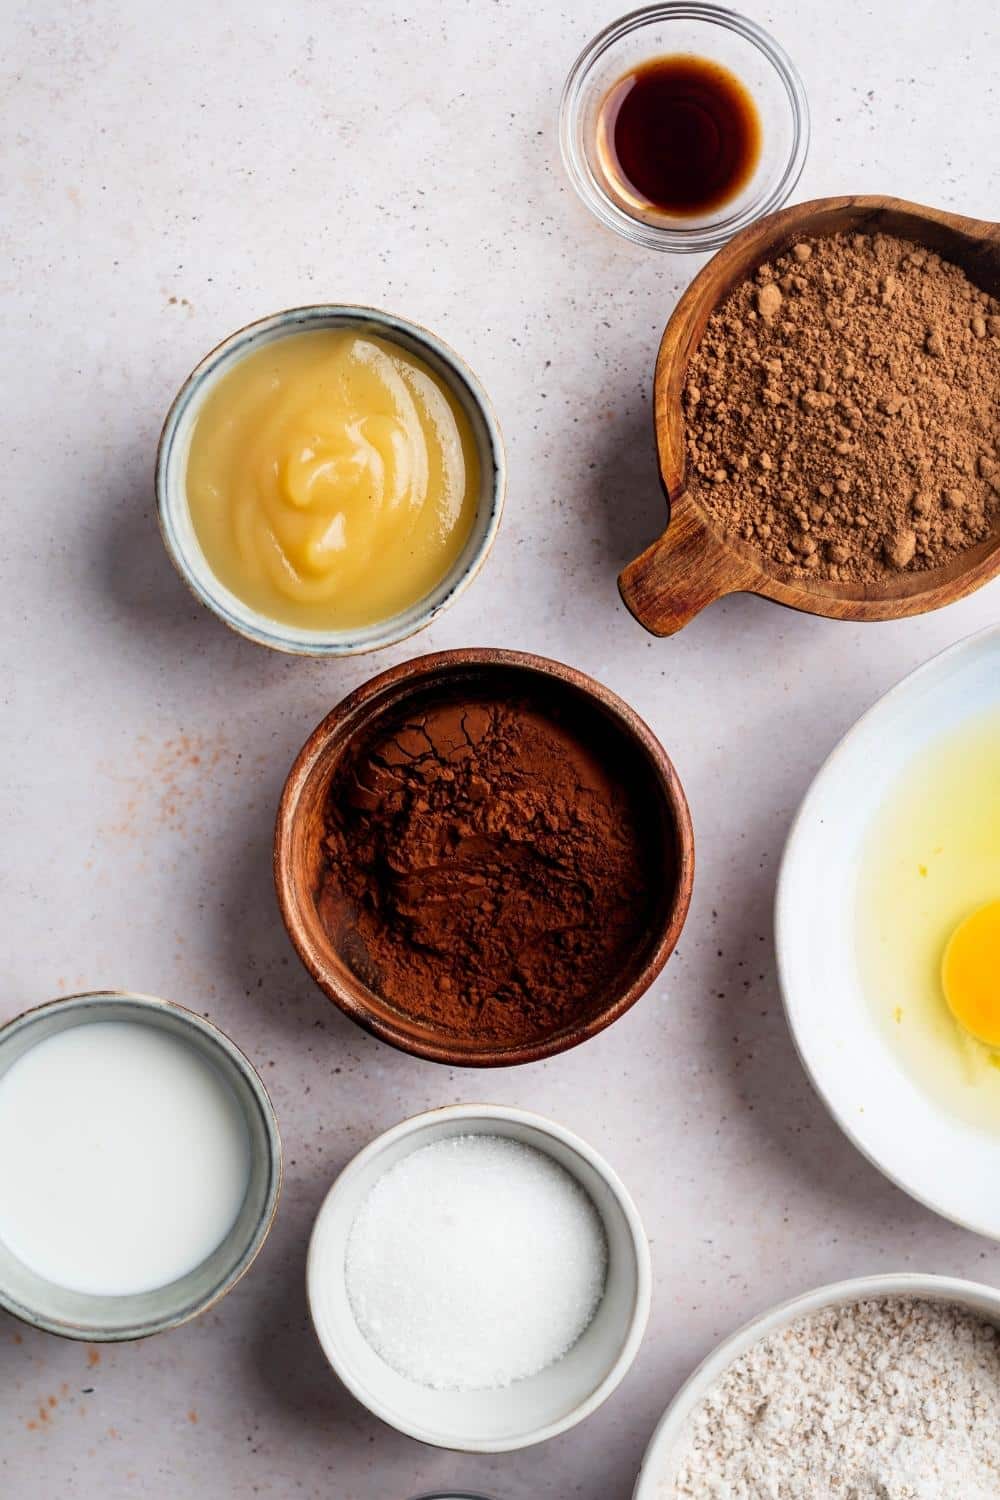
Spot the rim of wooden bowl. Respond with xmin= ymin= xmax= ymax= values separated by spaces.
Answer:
xmin=273 ymin=648 xmax=695 ymax=1067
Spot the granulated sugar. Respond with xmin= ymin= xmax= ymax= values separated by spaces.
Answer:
xmin=344 ymin=1134 xmax=608 ymax=1391
xmin=673 ymin=1297 xmax=1000 ymax=1499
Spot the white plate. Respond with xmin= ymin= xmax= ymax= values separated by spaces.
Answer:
xmin=306 ymin=1104 xmax=651 ymax=1452
xmin=776 ymin=625 xmax=1000 ymax=1238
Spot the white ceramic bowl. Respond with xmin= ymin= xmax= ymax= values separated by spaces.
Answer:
xmin=156 ymin=305 xmax=506 ymax=655
xmin=633 ymin=1271 xmax=1000 ymax=1495
xmin=776 ymin=625 xmax=1000 ymax=1237
xmin=0 ymin=991 xmax=282 ymax=1341
xmin=307 ymin=1104 xmax=651 ymax=1452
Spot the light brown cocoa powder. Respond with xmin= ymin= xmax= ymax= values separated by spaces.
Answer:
xmin=683 ymin=232 xmax=1000 ymax=583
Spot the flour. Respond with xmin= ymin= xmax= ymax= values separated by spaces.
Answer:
xmin=672 ymin=1298 xmax=1000 ymax=1499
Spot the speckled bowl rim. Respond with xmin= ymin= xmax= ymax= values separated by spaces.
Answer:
xmin=0 ymin=990 xmax=283 ymax=1341
xmin=155 ymin=305 xmax=507 ymax=657
xmin=632 ymin=1271 xmax=1000 ymax=1496
xmin=274 ymin=647 xmax=696 ymax=1067
xmin=306 ymin=1103 xmax=652 ymax=1452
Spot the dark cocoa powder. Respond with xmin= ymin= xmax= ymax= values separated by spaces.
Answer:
xmin=316 ymin=685 xmax=663 ymax=1046
xmin=684 ymin=231 xmax=1000 ymax=583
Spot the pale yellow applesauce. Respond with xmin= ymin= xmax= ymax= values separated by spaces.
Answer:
xmin=185 ymin=329 xmax=479 ymax=630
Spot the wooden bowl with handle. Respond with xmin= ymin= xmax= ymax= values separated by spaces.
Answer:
xmin=618 ymin=195 xmax=1000 ymax=636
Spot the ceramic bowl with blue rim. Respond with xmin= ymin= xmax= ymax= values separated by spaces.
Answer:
xmin=156 ymin=306 xmax=506 ymax=656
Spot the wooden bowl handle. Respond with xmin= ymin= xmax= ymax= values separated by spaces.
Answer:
xmin=618 ymin=490 xmax=762 ymax=636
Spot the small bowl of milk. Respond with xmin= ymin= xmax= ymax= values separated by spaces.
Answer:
xmin=0 ymin=991 xmax=281 ymax=1340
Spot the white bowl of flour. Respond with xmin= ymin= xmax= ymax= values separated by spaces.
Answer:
xmin=633 ymin=1272 xmax=1000 ymax=1499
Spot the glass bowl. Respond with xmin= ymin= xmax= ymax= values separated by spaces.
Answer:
xmin=559 ymin=3 xmax=809 ymax=253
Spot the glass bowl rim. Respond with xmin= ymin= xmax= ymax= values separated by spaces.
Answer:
xmin=558 ymin=1 xmax=810 ymax=253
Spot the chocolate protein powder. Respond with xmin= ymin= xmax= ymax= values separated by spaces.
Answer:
xmin=316 ymin=681 xmax=667 ymax=1047
xmin=684 ymin=231 xmax=1000 ymax=584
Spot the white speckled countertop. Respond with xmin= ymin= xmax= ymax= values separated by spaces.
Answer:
xmin=2 ymin=1 xmax=999 ymax=1495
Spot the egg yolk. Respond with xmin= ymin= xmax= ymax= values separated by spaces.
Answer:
xmin=942 ymin=901 xmax=1000 ymax=1047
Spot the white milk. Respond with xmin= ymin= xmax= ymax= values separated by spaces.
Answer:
xmin=0 ymin=1020 xmax=251 ymax=1296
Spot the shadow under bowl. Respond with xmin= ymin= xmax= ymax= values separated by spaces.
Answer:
xmin=274 ymin=648 xmax=694 ymax=1067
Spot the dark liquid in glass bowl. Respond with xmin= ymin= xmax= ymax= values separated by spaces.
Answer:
xmin=597 ymin=54 xmax=761 ymax=217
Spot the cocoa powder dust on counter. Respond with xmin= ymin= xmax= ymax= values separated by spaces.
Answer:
xmin=316 ymin=686 xmax=666 ymax=1048
xmin=683 ymin=232 xmax=1000 ymax=584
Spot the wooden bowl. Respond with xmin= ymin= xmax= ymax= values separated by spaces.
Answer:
xmin=619 ymin=195 xmax=1000 ymax=636
xmin=274 ymin=648 xmax=694 ymax=1067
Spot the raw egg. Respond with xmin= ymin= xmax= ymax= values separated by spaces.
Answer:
xmin=857 ymin=709 xmax=1000 ymax=1131
xmin=942 ymin=901 xmax=1000 ymax=1047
